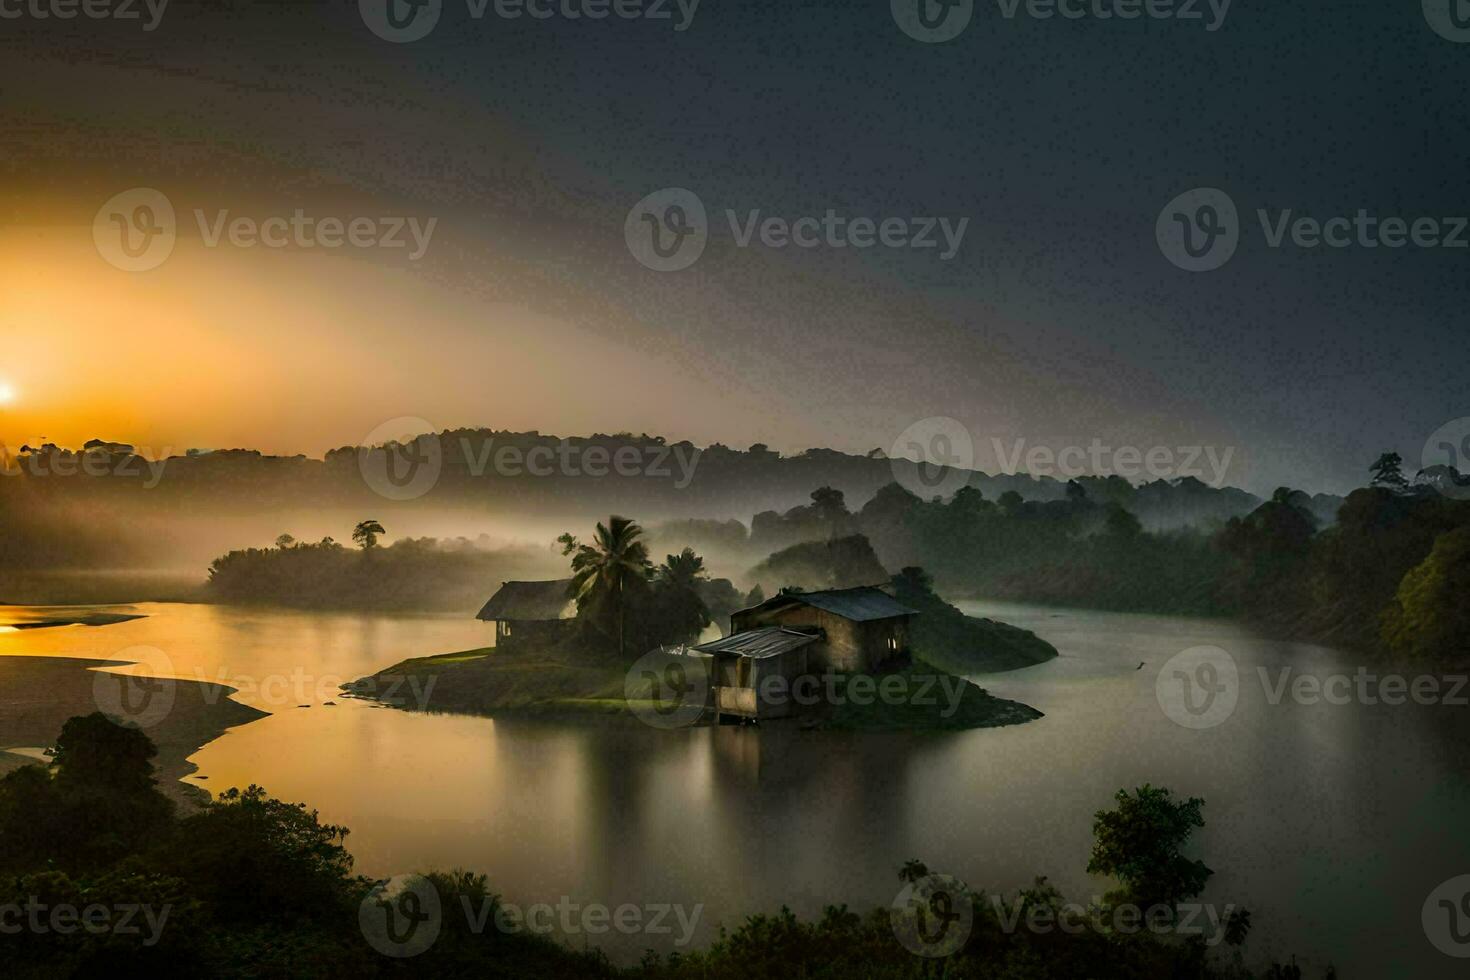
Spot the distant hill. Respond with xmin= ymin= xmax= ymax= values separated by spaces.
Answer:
xmin=0 ymin=429 xmax=1335 ymax=600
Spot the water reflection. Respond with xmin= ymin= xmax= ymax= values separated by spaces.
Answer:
xmin=3 ymin=601 xmax=1469 ymax=972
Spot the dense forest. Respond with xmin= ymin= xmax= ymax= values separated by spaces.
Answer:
xmin=0 ymin=430 xmax=1295 ymax=593
xmin=200 ymin=451 xmax=1469 ymax=667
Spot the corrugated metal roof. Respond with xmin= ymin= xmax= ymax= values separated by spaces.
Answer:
xmin=476 ymin=579 xmax=575 ymax=621
xmin=693 ymin=627 xmax=821 ymax=659
xmin=740 ymin=586 xmax=918 ymax=623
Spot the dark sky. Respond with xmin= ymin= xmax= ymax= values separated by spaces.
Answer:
xmin=1 ymin=0 xmax=1465 ymax=495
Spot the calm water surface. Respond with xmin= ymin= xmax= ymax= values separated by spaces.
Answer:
xmin=3 ymin=601 xmax=1467 ymax=974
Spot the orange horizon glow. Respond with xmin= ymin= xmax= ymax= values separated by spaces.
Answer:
xmin=0 ymin=220 xmax=799 ymax=460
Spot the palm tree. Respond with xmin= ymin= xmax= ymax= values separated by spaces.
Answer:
xmin=568 ymin=516 xmax=650 ymax=658
xmin=658 ymin=547 xmax=707 ymax=588
xmin=656 ymin=548 xmax=712 ymax=644
xmin=352 ymin=520 xmax=385 ymax=550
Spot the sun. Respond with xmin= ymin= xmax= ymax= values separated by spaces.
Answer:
xmin=0 ymin=382 xmax=15 ymax=405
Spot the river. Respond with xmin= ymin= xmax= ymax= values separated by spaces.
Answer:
xmin=2 ymin=600 xmax=1466 ymax=974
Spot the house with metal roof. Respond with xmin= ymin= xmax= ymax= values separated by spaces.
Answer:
xmin=475 ymin=579 xmax=576 ymax=653
xmin=702 ymin=587 xmax=917 ymax=708
xmin=692 ymin=627 xmax=821 ymax=720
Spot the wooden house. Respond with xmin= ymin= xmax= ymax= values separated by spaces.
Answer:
xmin=475 ymin=579 xmax=576 ymax=652
xmin=729 ymin=586 xmax=917 ymax=673
xmin=692 ymin=627 xmax=821 ymax=721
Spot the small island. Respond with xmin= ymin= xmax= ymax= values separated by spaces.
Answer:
xmin=343 ymin=517 xmax=1055 ymax=731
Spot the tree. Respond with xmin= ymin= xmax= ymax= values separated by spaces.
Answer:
xmin=1369 ymin=452 xmax=1408 ymax=492
xmin=1216 ymin=488 xmax=1317 ymax=611
xmin=275 ymin=534 xmax=296 ymax=550
xmin=1087 ymin=785 xmax=1212 ymax=912
xmin=568 ymin=515 xmax=651 ymax=658
xmin=161 ymin=785 xmax=353 ymax=926
xmin=352 ymin=520 xmax=385 ymax=550
xmin=53 ymin=712 xmax=160 ymax=798
xmin=744 ymin=584 xmax=766 ymax=607
xmin=653 ymin=548 xmax=713 ymax=644
xmin=891 ymin=565 xmax=935 ymax=604
xmin=660 ymin=546 xmax=707 ymax=586
xmin=696 ymin=577 xmax=744 ymax=637
xmin=33 ymin=714 xmax=174 ymax=871
xmin=1103 ymin=504 xmax=1142 ymax=539
xmin=810 ymin=486 xmax=850 ymax=536
xmin=1381 ymin=526 xmax=1470 ymax=664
